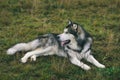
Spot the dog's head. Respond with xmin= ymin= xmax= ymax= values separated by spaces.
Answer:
xmin=64 ymin=20 xmax=82 ymax=38
xmin=57 ymin=20 xmax=79 ymax=46
xmin=58 ymin=32 xmax=73 ymax=46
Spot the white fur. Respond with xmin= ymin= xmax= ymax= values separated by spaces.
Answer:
xmin=64 ymin=28 xmax=68 ymax=33
xmin=30 ymin=55 xmax=37 ymax=61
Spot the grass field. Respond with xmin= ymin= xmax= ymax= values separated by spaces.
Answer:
xmin=0 ymin=0 xmax=120 ymax=80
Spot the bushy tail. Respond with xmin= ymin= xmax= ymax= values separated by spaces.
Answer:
xmin=7 ymin=39 xmax=40 ymax=55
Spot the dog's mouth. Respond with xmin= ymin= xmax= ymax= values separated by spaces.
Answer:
xmin=60 ymin=40 xmax=71 ymax=46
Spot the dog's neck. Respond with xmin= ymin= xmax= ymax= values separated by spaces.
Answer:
xmin=66 ymin=46 xmax=81 ymax=53
xmin=66 ymin=41 xmax=81 ymax=53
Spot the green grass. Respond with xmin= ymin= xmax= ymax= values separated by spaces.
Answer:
xmin=0 ymin=0 xmax=120 ymax=80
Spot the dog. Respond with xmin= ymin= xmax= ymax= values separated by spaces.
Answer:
xmin=7 ymin=21 xmax=105 ymax=70
xmin=63 ymin=20 xmax=105 ymax=69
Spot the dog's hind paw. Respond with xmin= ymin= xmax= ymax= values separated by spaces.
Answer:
xmin=82 ymin=64 xmax=91 ymax=70
xmin=7 ymin=48 xmax=17 ymax=55
xmin=30 ymin=55 xmax=36 ymax=61
xmin=21 ymin=58 xmax=27 ymax=63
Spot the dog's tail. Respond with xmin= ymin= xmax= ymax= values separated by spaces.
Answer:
xmin=7 ymin=39 xmax=40 ymax=55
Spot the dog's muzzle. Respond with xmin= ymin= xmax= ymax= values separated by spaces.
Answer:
xmin=60 ymin=40 xmax=70 ymax=46
xmin=57 ymin=35 xmax=71 ymax=46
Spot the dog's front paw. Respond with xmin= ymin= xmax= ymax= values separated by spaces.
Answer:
xmin=21 ymin=58 xmax=27 ymax=63
xmin=98 ymin=64 xmax=105 ymax=68
xmin=30 ymin=55 xmax=36 ymax=61
xmin=82 ymin=64 xmax=91 ymax=70
xmin=7 ymin=48 xmax=17 ymax=55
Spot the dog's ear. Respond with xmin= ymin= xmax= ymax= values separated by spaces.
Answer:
xmin=68 ymin=20 xmax=72 ymax=25
xmin=72 ymin=24 xmax=78 ymax=30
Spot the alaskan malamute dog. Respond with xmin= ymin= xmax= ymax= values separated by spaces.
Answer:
xmin=7 ymin=21 xmax=105 ymax=70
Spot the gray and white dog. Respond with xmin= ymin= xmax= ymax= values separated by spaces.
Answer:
xmin=7 ymin=21 xmax=105 ymax=70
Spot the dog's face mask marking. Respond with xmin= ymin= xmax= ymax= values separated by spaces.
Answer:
xmin=58 ymin=32 xmax=75 ymax=46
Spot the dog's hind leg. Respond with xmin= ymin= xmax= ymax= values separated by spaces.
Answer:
xmin=30 ymin=55 xmax=37 ymax=61
xmin=84 ymin=50 xmax=105 ymax=68
xmin=7 ymin=39 xmax=40 ymax=55
xmin=21 ymin=46 xmax=53 ymax=63
xmin=30 ymin=54 xmax=43 ymax=62
xmin=30 ymin=48 xmax=44 ymax=61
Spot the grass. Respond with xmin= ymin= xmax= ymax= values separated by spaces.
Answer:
xmin=0 ymin=0 xmax=120 ymax=80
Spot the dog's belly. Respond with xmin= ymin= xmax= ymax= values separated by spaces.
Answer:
xmin=43 ymin=51 xmax=55 ymax=56
xmin=42 ymin=46 xmax=57 ymax=56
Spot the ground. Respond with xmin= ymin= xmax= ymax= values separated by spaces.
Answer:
xmin=0 ymin=0 xmax=120 ymax=80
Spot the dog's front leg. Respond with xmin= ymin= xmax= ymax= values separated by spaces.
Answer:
xmin=84 ymin=50 xmax=105 ymax=68
xmin=86 ymin=55 xmax=105 ymax=68
xmin=70 ymin=57 xmax=91 ymax=70
xmin=66 ymin=50 xmax=91 ymax=70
